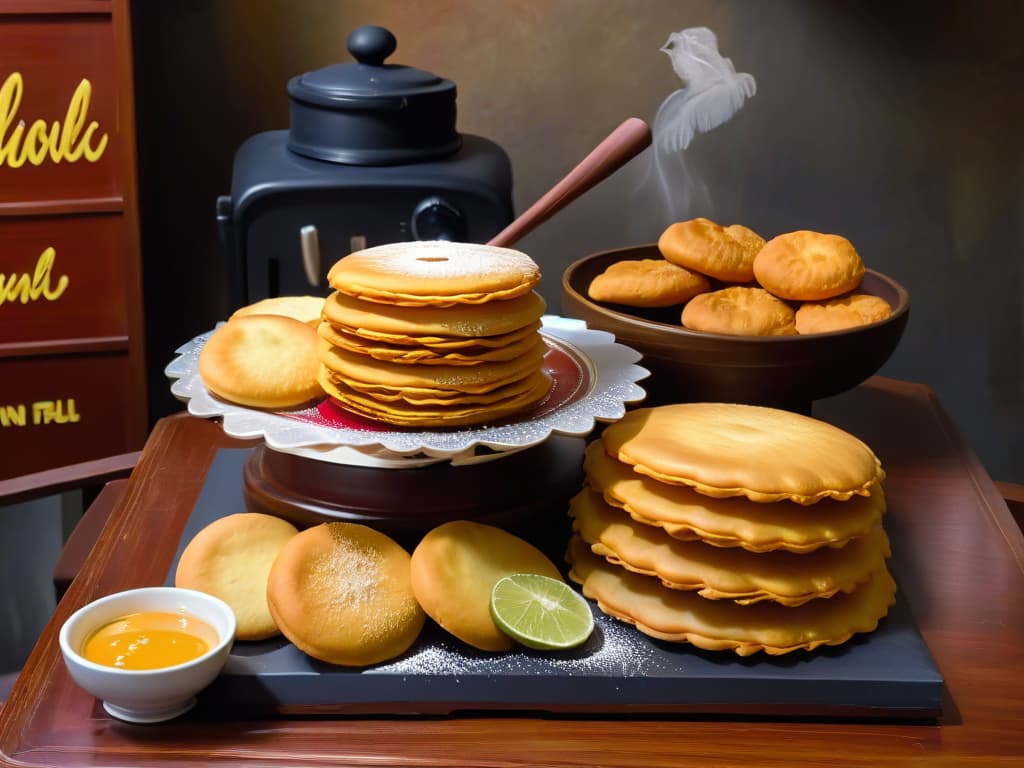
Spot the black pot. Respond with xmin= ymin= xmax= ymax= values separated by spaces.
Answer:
xmin=286 ymin=25 xmax=462 ymax=166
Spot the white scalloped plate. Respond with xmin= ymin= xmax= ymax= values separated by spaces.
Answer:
xmin=165 ymin=315 xmax=648 ymax=465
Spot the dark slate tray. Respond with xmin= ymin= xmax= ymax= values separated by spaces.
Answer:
xmin=168 ymin=448 xmax=943 ymax=720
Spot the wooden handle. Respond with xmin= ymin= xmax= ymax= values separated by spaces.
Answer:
xmin=488 ymin=117 xmax=651 ymax=249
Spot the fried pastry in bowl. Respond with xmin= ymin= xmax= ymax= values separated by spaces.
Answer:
xmin=562 ymin=244 xmax=909 ymax=412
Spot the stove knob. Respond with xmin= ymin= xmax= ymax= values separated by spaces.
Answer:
xmin=411 ymin=196 xmax=467 ymax=242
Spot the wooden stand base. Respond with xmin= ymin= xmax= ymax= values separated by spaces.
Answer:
xmin=242 ymin=435 xmax=587 ymax=552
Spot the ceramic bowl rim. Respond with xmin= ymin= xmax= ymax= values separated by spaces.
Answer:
xmin=59 ymin=586 xmax=236 ymax=677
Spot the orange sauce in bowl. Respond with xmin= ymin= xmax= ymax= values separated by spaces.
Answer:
xmin=83 ymin=611 xmax=219 ymax=670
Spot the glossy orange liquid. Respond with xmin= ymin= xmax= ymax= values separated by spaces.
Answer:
xmin=83 ymin=611 xmax=219 ymax=670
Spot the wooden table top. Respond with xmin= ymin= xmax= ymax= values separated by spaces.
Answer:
xmin=2 ymin=376 xmax=1022 ymax=767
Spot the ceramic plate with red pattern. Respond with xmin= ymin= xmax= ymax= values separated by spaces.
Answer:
xmin=166 ymin=315 xmax=648 ymax=465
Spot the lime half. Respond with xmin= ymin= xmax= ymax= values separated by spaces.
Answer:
xmin=489 ymin=573 xmax=595 ymax=650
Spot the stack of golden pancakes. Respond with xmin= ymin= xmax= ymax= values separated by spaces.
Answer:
xmin=567 ymin=402 xmax=897 ymax=655
xmin=318 ymin=241 xmax=553 ymax=428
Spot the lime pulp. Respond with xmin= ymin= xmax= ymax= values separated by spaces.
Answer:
xmin=489 ymin=573 xmax=595 ymax=650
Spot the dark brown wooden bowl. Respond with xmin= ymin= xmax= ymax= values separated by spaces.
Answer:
xmin=562 ymin=244 xmax=910 ymax=413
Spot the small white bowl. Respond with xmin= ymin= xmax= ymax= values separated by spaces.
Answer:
xmin=59 ymin=586 xmax=236 ymax=723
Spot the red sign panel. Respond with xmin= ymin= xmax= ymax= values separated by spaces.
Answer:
xmin=0 ymin=352 xmax=136 ymax=479
xmin=0 ymin=15 xmax=122 ymax=207
xmin=0 ymin=212 xmax=129 ymax=346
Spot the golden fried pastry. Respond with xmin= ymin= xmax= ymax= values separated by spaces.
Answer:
xmin=321 ymin=290 xmax=546 ymax=344
xmin=318 ymin=368 xmax=552 ymax=428
xmin=198 ymin=315 xmax=324 ymax=409
xmin=566 ymin=536 xmax=897 ymax=655
xmin=795 ymin=292 xmax=893 ymax=334
xmin=570 ymin=487 xmax=891 ymax=605
xmin=175 ymin=513 xmax=298 ymax=641
xmin=601 ymin=403 xmax=885 ymax=505
xmin=657 ymin=218 xmax=765 ymax=283
xmin=754 ymin=230 xmax=866 ymax=301
xmin=410 ymin=520 xmax=564 ymax=651
xmin=587 ymin=258 xmax=711 ymax=308
xmin=327 ymin=241 xmax=541 ymax=307
xmin=318 ymin=320 xmax=541 ymax=366
xmin=584 ymin=441 xmax=886 ymax=552
xmin=229 ymin=295 xmax=326 ymax=326
xmin=337 ymin=368 xmax=552 ymax=406
xmin=681 ymin=286 xmax=797 ymax=336
xmin=320 ymin=336 xmax=546 ymax=393
xmin=266 ymin=522 xmax=425 ymax=666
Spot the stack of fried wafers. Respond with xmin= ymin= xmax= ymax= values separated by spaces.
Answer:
xmin=317 ymin=241 xmax=553 ymax=428
xmin=567 ymin=402 xmax=897 ymax=655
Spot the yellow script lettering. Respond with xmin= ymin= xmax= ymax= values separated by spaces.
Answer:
xmin=0 ymin=247 xmax=70 ymax=306
xmin=0 ymin=73 xmax=108 ymax=168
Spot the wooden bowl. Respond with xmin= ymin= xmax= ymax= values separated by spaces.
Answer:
xmin=561 ymin=244 xmax=910 ymax=413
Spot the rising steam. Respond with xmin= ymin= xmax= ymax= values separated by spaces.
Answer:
xmin=629 ymin=27 xmax=756 ymax=237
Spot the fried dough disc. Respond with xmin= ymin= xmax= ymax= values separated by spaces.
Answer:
xmin=587 ymin=258 xmax=711 ymax=308
xmin=333 ymin=368 xmax=552 ymax=406
xmin=327 ymin=241 xmax=541 ymax=306
xmin=754 ymin=230 xmax=865 ymax=301
xmin=410 ymin=521 xmax=564 ymax=651
xmin=318 ymin=321 xmax=541 ymax=365
xmin=326 ymin=319 xmax=543 ymax=352
xmin=570 ymin=487 xmax=891 ymax=606
xmin=319 ymin=337 xmax=547 ymax=395
xmin=601 ymin=403 xmax=884 ymax=504
xmin=318 ymin=367 xmax=552 ymax=428
xmin=657 ymin=218 xmax=765 ymax=283
xmin=175 ymin=513 xmax=298 ymax=640
xmin=198 ymin=315 xmax=324 ymax=409
xmin=229 ymin=295 xmax=326 ymax=326
xmin=584 ymin=441 xmax=885 ymax=552
xmin=795 ymin=293 xmax=893 ymax=334
xmin=322 ymin=291 xmax=546 ymax=342
xmin=266 ymin=522 xmax=424 ymax=666
xmin=681 ymin=286 xmax=797 ymax=336
xmin=566 ymin=537 xmax=897 ymax=655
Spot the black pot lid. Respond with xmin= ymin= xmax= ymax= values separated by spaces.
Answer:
xmin=286 ymin=25 xmax=461 ymax=164
xmin=289 ymin=26 xmax=453 ymax=108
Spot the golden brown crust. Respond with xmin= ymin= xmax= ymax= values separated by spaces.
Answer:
xmin=321 ymin=290 xmax=547 ymax=341
xmin=795 ymin=293 xmax=893 ymax=334
xmin=198 ymin=315 xmax=324 ymax=409
xmin=318 ymin=366 xmax=552 ymax=428
xmin=754 ymin=230 xmax=865 ymax=301
xmin=600 ymin=403 xmax=885 ymax=505
xmin=410 ymin=521 xmax=564 ymax=651
xmin=174 ymin=513 xmax=298 ymax=641
xmin=583 ymin=440 xmax=886 ymax=552
xmin=587 ymin=259 xmax=711 ymax=307
xmin=566 ymin=537 xmax=897 ymax=656
xmin=327 ymin=241 xmax=541 ymax=306
xmin=318 ymin=336 xmax=547 ymax=394
xmin=229 ymin=295 xmax=326 ymax=326
xmin=681 ymin=286 xmax=797 ymax=336
xmin=317 ymin=321 xmax=540 ymax=365
xmin=571 ymin=487 xmax=891 ymax=606
xmin=266 ymin=522 xmax=425 ymax=666
xmin=657 ymin=218 xmax=765 ymax=283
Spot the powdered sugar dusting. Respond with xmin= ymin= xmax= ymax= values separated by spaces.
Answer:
xmin=374 ymin=611 xmax=666 ymax=677
xmin=308 ymin=543 xmax=382 ymax=609
xmin=354 ymin=241 xmax=539 ymax=281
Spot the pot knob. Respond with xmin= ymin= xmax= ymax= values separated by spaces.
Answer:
xmin=347 ymin=25 xmax=397 ymax=66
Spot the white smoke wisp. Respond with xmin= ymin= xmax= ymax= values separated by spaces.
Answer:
xmin=628 ymin=27 xmax=756 ymax=239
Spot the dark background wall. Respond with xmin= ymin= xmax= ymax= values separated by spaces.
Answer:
xmin=131 ymin=0 xmax=1023 ymax=483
